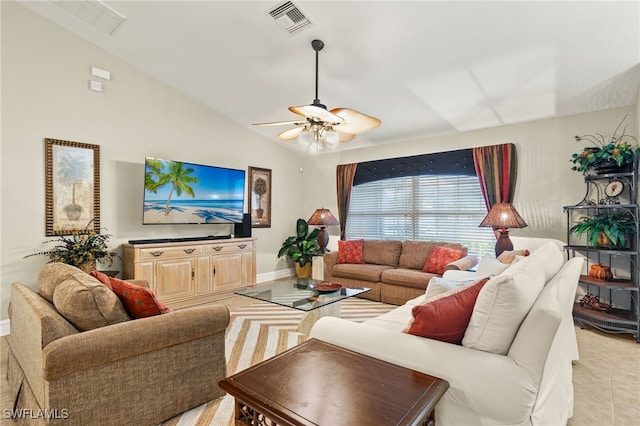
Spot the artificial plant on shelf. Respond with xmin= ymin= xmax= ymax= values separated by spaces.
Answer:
xmin=569 ymin=211 xmax=637 ymax=249
xmin=569 ymin=116 xmax=638 ymax=174
xmin=25 ymin=225 xmax=118 ymax=273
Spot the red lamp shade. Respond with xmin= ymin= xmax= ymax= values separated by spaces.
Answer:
xmin=479 ymin=203 xmax=528 ymax=256
xmin=308 ymin=208 xmax=339 ymax=253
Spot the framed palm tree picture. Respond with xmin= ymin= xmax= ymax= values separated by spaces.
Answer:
xmin=45 ymin=138 xmax=100 ymax=236
xmin=248 ymin=166 xmax=271 ymax=228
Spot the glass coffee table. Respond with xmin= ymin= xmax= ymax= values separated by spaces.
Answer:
xmin=235 ymin=278 xmax=370 ymax=334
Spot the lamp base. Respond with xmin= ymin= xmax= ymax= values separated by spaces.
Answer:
xmin=317 ymin=227 xmax=329 ymax=254
xmin=494 ymin=229 xmax=513 ymax=257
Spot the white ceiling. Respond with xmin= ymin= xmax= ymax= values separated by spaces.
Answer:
xmin=20 ymin=0 xmax=640 ymax=155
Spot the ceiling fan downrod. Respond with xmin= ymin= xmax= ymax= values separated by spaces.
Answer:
xmin=311 ymin=39 xmax=326 ymax=110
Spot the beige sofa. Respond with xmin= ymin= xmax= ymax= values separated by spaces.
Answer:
xmin=324 ymin=240 xmax=477 ymax=305
xmin=312 ymin=238 xmax=582 ymax=425
xmin=5 ymin=263 xmax=230 ymax=426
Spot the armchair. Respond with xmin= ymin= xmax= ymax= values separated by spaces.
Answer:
xmin=6 ymin=263 xmax=229 ymax=425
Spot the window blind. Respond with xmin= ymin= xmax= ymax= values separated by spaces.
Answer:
xmin=346 ymin=175 xmax=496 ymax=258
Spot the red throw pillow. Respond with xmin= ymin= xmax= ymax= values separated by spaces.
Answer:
xmin=89 ymin=270 xmax=113 ymax=290
xmin=405 ymin=277 xmax=490 ymax=344
xmin=108 ymin=277 xmax=171 ymax=319
xmin=423 ymin=245 xmax=465 ymax=275
xmin=336 ymin=239 xmax=364 ymax=264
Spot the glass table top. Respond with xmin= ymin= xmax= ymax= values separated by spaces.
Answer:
xmin=235 ymin=278 xmax=370 ymax=312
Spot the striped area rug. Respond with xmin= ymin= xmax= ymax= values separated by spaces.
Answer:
xmin=161 ymin=298 xmax=396 ymax=426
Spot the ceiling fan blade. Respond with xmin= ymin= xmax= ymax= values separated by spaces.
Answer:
xmin=289 ymin=105 xmax=344 ymax=124
xmin=253 ymin=120 xmax=306 ymax=126
xmin=336 ymin=131 xmax=356 ymax=143
xmin=278 ymin=127 xmax=304 ymax=141
xmin=330 ymin=108 xmax=381 ymax=134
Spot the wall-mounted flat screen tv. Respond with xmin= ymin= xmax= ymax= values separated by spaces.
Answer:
xmin=143 ymin=157 xmax=245 ymax=225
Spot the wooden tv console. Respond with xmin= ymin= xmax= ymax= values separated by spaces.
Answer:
xmin=122 ymin=237 xmax=256 ymax=309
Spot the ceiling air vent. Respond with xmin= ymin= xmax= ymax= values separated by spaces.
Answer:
xmin=51 ymin=0 xmax=126 ymax=35
xmin=267 ymin=1 xmax=311 ymax=35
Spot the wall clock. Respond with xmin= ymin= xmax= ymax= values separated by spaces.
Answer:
xmin=605 ymin=180 xmax=624 ymax=197
xmin=601 ymin=179 xmax=624 ymax=204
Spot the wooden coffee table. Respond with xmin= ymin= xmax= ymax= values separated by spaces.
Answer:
xmin=219 ymin=338 xmax=449 ymax=426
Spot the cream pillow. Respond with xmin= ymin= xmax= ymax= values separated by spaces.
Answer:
xmin=424 ymin=277 xmax=476 ymax=300
xmin=462 ymin=256 xmax=546 ymax=355
xmin=501 ymin=241 xmax=564 ymax=281
xmin=475 ymin=254 xmax=510 ymax=276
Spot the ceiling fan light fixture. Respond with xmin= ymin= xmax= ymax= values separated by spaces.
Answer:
xmin=299 ymin=128 xmax=314 ymax=147
xmin=324 ymin=127 xmax=339 ymax=148
xmin=310 ymin=140 xmax=323 ymax=153
xmin=254 ymin=39 xmax=380 ymax=152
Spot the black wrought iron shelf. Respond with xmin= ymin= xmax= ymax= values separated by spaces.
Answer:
xmin=578 ymin=275 xmax=637 ymax=290
xmin=583 ymin=171 xmax=634 ymax=181
xmin=573 ymin=304 xmax=637 ymax=332
xmin=564 ymin=245 xmax=638 ymax=255
xmin=563 ymin=204 xmax=638 ymax=210
xmin=565 ymin=156 xmax=639 ymax=342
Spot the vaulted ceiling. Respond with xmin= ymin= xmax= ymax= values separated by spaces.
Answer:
xmin=20 ymin=1 xmax=640 ymax=155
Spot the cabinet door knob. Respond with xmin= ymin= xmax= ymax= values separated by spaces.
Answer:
xmin=150 ymin=251 xmax=164 ymax=257
xmin=238 ymin=244 xmax=247 ymax=249
xmin=213 ymin=246 xmax=223 ymax=251
xmin=184 ymin=248 xmax=196 ymax=254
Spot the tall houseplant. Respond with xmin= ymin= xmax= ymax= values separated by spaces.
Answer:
xmin=278 ymin=218 xmax=320 ymax=278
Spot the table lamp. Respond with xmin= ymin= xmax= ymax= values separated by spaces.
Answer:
xmin=479 ymin=203 xmax=528 ymax=257
xmin=307 ymin=208 xmax=340 ymax=254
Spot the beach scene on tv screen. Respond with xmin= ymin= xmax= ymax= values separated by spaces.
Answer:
xmin=143 ymin=158 xmax=245 ymax=224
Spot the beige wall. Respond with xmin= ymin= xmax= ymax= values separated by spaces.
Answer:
xmin=1 ymin=2 xmax=638 ymax=322
xmin=0 ymin=2 xmax=307 ymax=320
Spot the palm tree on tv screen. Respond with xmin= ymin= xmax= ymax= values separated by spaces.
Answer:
xmin=146 ymin=161 xmax=199 ymax=215
xmin=144 ymin=158 xmax=164 ymax=194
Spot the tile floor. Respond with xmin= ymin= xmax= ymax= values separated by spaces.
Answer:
xmin=1 ymin=296 xmax=638 ymax=425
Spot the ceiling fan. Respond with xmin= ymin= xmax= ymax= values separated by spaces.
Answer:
xmin=254 ymin=39 xmax=381 ymax=151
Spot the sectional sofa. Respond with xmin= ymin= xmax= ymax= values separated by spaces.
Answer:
xmin=324 ymin=240 xmax=477 ymax=305
xmin=311 ymin=238 xmax=582 ymax=426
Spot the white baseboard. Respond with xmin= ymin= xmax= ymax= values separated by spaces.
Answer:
xmin=0 ymin=319 xmax=10 ymax=336
xmin=0 ymin=269 xmax=296 ymax=337
xmin=257 ymin=268 xmax=295 ymax=283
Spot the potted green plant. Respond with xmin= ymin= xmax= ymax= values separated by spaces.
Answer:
xmin=25 ymin=226 xmax=118 ymax=273
xmin=569 ymin=211 xmax=637 ymax=249
xmin=570 ymin=116 xmax=638 ymax=174
xmin=278 ymin=218 xmax=320 ymax=278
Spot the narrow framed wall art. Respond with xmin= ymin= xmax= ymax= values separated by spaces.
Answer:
xmin=45 ymin=138 xmax=100 ymax=236
xmin=248 ymin=166 xmax=271 ymax=228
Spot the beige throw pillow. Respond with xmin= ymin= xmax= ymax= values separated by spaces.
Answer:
xmin=51 ymin=270 xmax=130 ymax=331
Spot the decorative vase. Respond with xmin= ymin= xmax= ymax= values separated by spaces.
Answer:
xmin=595 ymin=232 xmax=613 ymax=248
xmin=588 ymin=264 xmax=613 ymax=281
xmin=78 ymin=260 xmax=97 ymax=273
xmin=294 ymin=262 xmax=312 ymax=278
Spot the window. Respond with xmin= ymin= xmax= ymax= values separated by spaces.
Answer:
xmin=346 ymin=174 xmax=495 ymax=258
